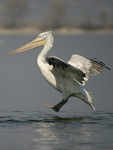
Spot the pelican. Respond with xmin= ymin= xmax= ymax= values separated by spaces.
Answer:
xmin=9 ymin=31 xmax=110 ymax=112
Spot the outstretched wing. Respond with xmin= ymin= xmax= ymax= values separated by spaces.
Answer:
xmin=89 ymin=58 xmax=110 ymax=75
xmin=68 ymin=54 xmax=110 ymax=76
xmin=46 ymin=56 xmax=86 ymax=85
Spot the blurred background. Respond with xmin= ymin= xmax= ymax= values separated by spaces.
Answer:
xmin=0 ymin=0 xmax=113 ymax=33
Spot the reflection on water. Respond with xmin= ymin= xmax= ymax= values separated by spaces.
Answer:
xmin=0 ymin=112 xmax=113 ymax=150
xmin=34 ymin=117 xmax=91 ymax=150
xmin=32 ymin=114 xmax=112 ymax=150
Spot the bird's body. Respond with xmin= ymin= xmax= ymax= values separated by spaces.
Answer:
xmin=9 ymin=31 xmax=110 ymax=112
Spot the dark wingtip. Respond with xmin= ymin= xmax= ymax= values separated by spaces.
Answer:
xmin=105 ymin=66 xmax=111 ymax=70
xmin=90 ymin=58 xmax=111 ymax=70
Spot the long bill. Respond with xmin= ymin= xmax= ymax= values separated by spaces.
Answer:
xmin=9 ymin=37 xmax=46 ymax=55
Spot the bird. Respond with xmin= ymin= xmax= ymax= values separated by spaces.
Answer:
xmin=9 ymin=31 xmax=110 ymax=112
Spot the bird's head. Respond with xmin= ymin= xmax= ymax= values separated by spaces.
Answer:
xmin=9 ymin=31 xmax=53 ymax=55
xmin=38 ymin=31 xmax=54 ymax=48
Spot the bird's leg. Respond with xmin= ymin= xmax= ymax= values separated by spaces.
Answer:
xmin=44 ymin=99 xmax=68 ymax=112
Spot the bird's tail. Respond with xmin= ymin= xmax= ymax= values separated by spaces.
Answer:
xmin=83 ymin=89 xmax=96 ymax=110
xmin=76 ymin=88 xmax=96 ymax=110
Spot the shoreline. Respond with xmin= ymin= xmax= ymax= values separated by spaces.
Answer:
xmin=0 ymin=27 xmax=113 ymax=35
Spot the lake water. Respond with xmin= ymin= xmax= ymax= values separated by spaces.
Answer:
xmin=0 ymin=33 xmax=113 ymax=150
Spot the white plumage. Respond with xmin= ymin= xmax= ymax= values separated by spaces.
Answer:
xmin=9 ymin=31 xmax=110 ymax=112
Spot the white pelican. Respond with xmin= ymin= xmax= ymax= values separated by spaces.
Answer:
xmin=9 ymin=31 xmax=110 ymax=112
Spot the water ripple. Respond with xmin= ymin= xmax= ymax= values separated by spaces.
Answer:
xmin=0 ymin=113 xmax=112 ymax=126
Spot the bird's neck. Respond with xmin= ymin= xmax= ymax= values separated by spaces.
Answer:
xmin=37 ymin=44 xmax=51 ymax=65
xmin=38 ymin=33 xmax=54 ymax=67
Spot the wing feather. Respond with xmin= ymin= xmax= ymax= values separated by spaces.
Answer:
xmin=89 ymin=58 xmax=110 ymax=75
xmin=46 ymin=56 xmax=86 ymax=85
xmin=46 ymin=55 xmax=110 ymax=85
xmin=68 ymin=54 xmax=110 ymax=76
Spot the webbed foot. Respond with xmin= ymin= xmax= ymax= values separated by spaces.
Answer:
xmin=44 ymin=104 xmax=59 ymax=112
